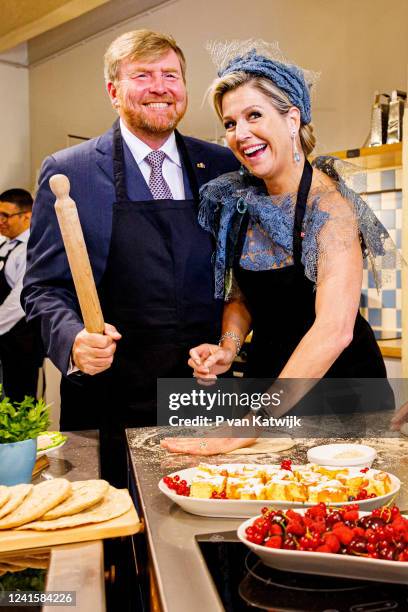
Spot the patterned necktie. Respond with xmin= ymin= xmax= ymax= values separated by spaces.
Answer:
xmin=145 ymin=150 xmax=173 ymax=200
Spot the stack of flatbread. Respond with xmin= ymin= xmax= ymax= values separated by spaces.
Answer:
xmin=0 ymin=550 xmax=50 ymax=576
xmin=0 ymin=479 xmax=132 ymax=531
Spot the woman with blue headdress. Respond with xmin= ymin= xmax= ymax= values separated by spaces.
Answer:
xmin=161 ymin=41 xmax=395 ymax=455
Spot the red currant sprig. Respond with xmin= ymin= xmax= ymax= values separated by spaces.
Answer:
xmin=163 ymin=475 xmax=191 ymax=496
xmin=211 ymin=491 xmax=227 ymax=499
xmin=280 ymin=459 xmax=292 ymax=471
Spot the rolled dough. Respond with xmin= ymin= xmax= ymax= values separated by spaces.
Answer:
xmin=227 ymin=437 xmax=295 ymax=455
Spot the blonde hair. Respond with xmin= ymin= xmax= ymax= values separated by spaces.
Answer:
xmin=211 ymin=71 xmax=316 ymax=156
xmin=104 ymin=29 xmax=187 ymax=84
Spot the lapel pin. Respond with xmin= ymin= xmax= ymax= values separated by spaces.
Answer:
xmin=196 ymin=162 xmax=206 ymax=168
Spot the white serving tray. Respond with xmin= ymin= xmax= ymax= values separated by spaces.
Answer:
xmin=237 ymin=510 xmax=408 ymax=584
xmin=158 ymin=465 xmax=401 ymax=518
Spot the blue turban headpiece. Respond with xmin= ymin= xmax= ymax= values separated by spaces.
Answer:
xmin=218 ymin=49 xmax=312 ymax=124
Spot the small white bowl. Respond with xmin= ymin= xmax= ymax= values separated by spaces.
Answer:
xmin=307 ymin=443 xmax=376 ymax=468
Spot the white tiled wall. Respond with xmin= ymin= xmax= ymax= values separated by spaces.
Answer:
xmin=353 ymin=168 xmax=402 ymax=334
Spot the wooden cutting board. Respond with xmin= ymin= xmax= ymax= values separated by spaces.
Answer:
xmin=0 ymin=506 xmax=141 ymax=554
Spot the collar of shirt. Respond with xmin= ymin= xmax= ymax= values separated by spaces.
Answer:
xmin=8 ymin=229 xmax=30 ymax=246
xmin=119 ymin=119 xmax=181 ymax=168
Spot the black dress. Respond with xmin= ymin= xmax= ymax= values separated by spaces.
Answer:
xmin=232 ymin=160 xmax=394 ymax=415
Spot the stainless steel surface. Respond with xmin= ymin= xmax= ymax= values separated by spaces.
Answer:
xmin=45 ymin=541 xmax=105 ymax=612
xmin=33 ymin=430 xmax=99 ymax=483
xmin=126 ymin=424 xmax=408 ymax=612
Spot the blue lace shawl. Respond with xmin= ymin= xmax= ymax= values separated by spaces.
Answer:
xmin=198 ymin=156 xmax=391 ymax=300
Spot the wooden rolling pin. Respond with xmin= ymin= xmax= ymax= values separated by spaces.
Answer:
xmin=50 ymin=174 xmax=104 ymax=334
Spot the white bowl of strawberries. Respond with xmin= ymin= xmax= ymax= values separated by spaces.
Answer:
xmin=237 ymin=503 xmax=408 ymax=583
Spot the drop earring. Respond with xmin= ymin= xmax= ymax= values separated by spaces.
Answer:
xmin=239 ymin=164 xmax=251 ymax=177
xmin=291 ymin=129 xmax=300 ymax=163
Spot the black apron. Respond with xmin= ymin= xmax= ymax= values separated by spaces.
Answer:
xmin=0 ymin=240 xmax=43 ymax=401
xmin=60 ymin=123 xmax=221 ymax=483
xmin=0 ymin=240 xmax=21 ymax=303
xmin=234 ymin=160 xmax=393 ymax=414
xmin=101 ymin=122 xmax=220 ymax=417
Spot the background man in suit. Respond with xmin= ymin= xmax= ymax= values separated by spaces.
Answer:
xmin=0 ymin=189 xmax=42 ymax=401
xmin=22 ymin=30 xmax=238 ymax=484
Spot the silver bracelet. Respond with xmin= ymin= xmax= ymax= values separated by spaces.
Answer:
xmin=219 ymin=331 xmax=242 ymax=356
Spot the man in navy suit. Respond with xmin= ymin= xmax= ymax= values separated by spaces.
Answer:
xmin=22 ymin=30 xmax=238 ymax=483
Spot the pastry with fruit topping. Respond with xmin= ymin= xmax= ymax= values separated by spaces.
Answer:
xmin=226 ymin=465 xmax=263 ymax=479
xmin=237 ymin=480 xmax=267 ymax=500
xmin=164 ymin=460 xmax=394 ymax=502
xmin=308 ymin=480 xmax=348 ymax=503
xmin=365 ymin=470 xmax=392 ymax=497
xmin=263 ymin=467 xmax=295 ymax=482
xmin=195 ymin=463 xmax=228 ymax=477
xmin=226 ymin=476 xmax=263 ymax=499
xmin=189 ymin=473 xmax=226 ymax=499
xmin=312 ymin=465 xmax=348 ymax=479
xmin=265 ymin=478 xmax=307 ymax=502
xmin=336 ymin=474 xmax=368 ymax=497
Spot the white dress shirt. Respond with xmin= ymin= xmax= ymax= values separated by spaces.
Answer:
xmin=120 ymin=119 xmax=185 ymax=199
xmin=0 ymin=229 xmax=29 ymax=335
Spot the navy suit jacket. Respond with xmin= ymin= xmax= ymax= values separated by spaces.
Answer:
xmin=22 ymin=125 xmax=239 ymax=375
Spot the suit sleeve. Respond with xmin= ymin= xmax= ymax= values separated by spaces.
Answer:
xmin=22 ymin=155 xmax=84 ymax=375
xmin=216 ymin=146 xmax=240 ymax=174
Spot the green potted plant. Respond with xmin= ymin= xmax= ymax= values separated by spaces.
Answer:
xmin=0 ymin=390 xmax=50 ymax=485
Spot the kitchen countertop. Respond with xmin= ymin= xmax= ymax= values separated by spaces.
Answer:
xmin=127 ymin=421 xmax=408 ymax=612
xmin=33 ymin=430 xmax=100 ymax=484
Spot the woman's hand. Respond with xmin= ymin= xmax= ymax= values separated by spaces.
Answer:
xmin=160 ymin=436 xmax=257 ymax=455
xmin=390 ymin=401 xmax=408 ymax=431
xmin=188 ymin=344 xmax=235 ymax=379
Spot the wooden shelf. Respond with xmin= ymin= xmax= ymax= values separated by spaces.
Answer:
xmin=324 ymin=142 xmax=402 ymax=170
xmin=378 ymin=339 xmax=402 ymax=359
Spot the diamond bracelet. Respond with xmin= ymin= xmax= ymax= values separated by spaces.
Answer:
xmin=219 ymin=331 xmax=242 ymax=356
